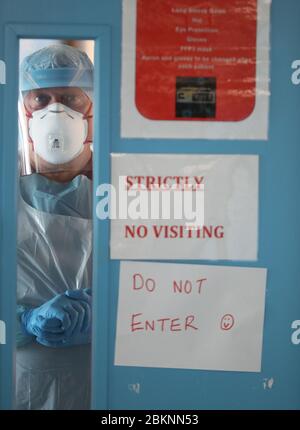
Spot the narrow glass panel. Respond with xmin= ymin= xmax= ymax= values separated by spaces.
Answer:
xmin=16 ymin=39 xmax=94 ymax=410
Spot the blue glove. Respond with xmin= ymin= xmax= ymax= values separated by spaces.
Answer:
xmin=21 ymin=289 xmax=92 ymax=346
xmin=36 ymin=288 xmax=92 ymax=348
xmin=65 ymin=288 xmax=92 ymax=301
xmin=38 ymin=288 xmax=92 ymax=333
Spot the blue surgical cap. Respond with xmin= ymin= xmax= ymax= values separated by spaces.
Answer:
xmin=20 ymin=44 xmax=94 ymax=95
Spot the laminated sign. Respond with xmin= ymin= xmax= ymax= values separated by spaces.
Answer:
xmin=115 ymin=262 xmax=267 ymax=372
xmin=122 ymin=0 xmax=271 ymax=139
xmin=110 ymin=154 xmax=259 ymax=261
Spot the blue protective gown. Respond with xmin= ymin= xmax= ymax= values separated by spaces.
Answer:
xmin=16 ymin=173 xmax=92 ymax=410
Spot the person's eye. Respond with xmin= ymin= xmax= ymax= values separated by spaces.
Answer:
xmin=64 ymin=95 xmax=80 ymax=104
xmin=34 ymin=94 xmax=51 ymax=106
xmin=62 ymin=94 xmax=85 ymax=108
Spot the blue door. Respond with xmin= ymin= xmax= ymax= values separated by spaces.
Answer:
xmin=0 ymin=0 xmax=300 ymax=410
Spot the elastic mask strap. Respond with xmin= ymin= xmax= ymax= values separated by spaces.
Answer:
xmin=83 ymin=101 xmax=93 ymax=144
xmin=83 ymin=101 xmax=93 ymax=120
xmin=24 ymin=104 xmax=33 ymax=119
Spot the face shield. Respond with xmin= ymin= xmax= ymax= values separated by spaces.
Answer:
xmin=18 ymin=44 xmax=94 ymax=176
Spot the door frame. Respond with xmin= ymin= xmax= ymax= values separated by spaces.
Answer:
xmin=0 ymin=23 xmax=111 ymax=410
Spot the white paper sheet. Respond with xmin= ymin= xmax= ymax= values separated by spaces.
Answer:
xmin=115 ymin=261 xmax=267 ymax=372
xmin=110 ymin=154 xmax=259 ymax=261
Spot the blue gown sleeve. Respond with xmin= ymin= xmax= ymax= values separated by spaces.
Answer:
xmin=16 ymin=305 xmax=35 ymax=348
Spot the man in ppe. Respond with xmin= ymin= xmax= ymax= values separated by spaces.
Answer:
xmin=16 ymin=43 xmax=94 ymax=410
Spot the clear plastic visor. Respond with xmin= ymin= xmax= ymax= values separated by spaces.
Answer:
xmin=18 ymin=86 xmax=93 ymax=177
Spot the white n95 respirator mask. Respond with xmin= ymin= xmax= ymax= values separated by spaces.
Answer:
xmin=28 ymin=103 xmax=89 ymax=165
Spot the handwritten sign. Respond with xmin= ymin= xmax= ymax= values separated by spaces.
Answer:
xmin=110 ymin=154 xmax=259 ymax=261
xmin=115 ymin=262 xmax=267 ymax=372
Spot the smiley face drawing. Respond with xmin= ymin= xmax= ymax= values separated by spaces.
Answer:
xmin=220 ymin=314 xmax=235 ymax=331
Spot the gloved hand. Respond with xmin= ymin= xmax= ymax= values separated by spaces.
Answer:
xmin=65 ymin=288 xmax=92 ymax=301
xmin=36 ymin=288 xmax=92 ymax=348
xmin=38 ymin=288 xmax=92 ymax=333
xmin=20 ymin=289 xmax=92 ymax=347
